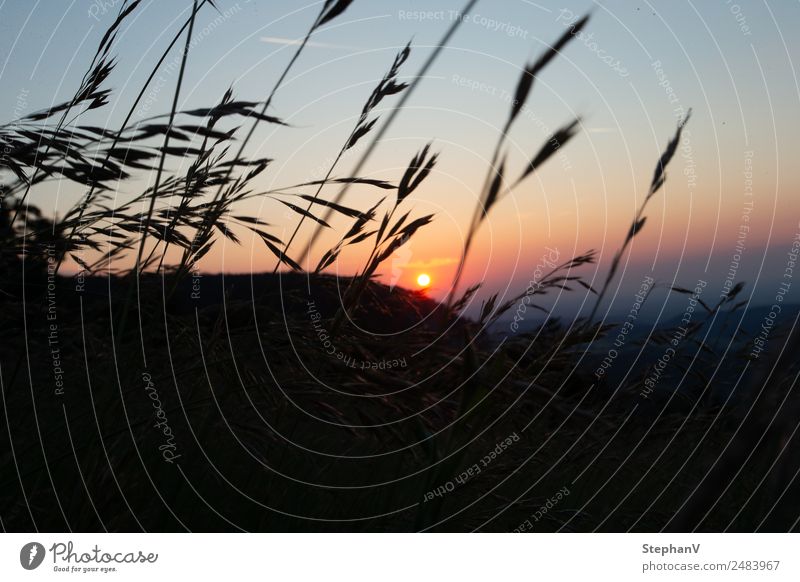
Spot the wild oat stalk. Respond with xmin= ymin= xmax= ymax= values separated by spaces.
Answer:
xmin=163 ymin=1 xmax=358 ymax=283
xmin=6 ymin=0 xmax=140 ymax=233
xmin=209 ymin=0 xmax=353 ymax=199
xmin=133 ymin=0 xmax=198 ymax=277
xmin=0 ymin=0 xmax=216 ymax=282
xmin=329 ymin=143 xmax=439 ymax=333
xmin=586 ymin=110 xmax=691 ymax=325
xmin=114 ymin=0 xmax=201 ymax=341
xmin=56 ymin=0 xmax=212 ymax=275
xmin=278 ymin=42 xmax=413 ymax=272
xmin=299 ymin=0 xmax=481 ymax=263
xmin=446 ymin=15 xmax=590 ymax=309
xmin=481 ymin=251 xmax=598 ymax=328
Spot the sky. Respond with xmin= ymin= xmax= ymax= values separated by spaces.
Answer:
xmin=1 ymin=0 xmax=799 ymax=320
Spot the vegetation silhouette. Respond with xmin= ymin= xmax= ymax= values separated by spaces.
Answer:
xmin=1 ymin=0 xmax=798 ymax=532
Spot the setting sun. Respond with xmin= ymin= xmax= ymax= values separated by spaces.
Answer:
xmin=416 ymin=273 xmax=431 ymax=288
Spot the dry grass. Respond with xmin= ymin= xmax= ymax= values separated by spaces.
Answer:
xmin=1 ymin=0 xmax=798 ymax=533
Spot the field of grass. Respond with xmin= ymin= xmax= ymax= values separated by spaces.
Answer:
xmin=2 ymin=0 xmax=800 ymax=532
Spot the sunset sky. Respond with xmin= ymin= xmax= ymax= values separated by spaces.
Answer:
xmin=2 ymin=0 xmax=799 ymax=319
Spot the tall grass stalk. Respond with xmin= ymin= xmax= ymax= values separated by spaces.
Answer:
xmin=116 ymin=0 xmax=199 ymax=341
xmin=298 ymin=0 xmax=480 ymax=264
xmin=55 ymin=0 xmax=211 ymax=275
xmin=10 ymin=0 xmax=139 ymax=235
xmin=586 ymin=110 xmax=691 ymax=325
xmin=175 ymin=1 xmax=344 ymax=280
xmin=279 ymin=43 xmax=413 ymax=271
xmin=445 ymin=15 xmax=589 ymax=310
xmin=133 ymin=0 xmax=198 ymax=275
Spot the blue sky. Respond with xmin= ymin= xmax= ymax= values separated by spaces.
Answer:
xmin=1 ymin=0 xmax=799 ymax=319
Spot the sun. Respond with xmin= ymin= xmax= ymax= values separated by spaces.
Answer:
xmin=416 ymin=273 xmax=431 ymax=288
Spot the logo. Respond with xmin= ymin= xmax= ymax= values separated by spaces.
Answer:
xmin=20 ymin=542 xmax=46 ymax=570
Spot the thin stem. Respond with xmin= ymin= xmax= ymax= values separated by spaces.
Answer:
xmin=56 ymin=0 xmax=209 ymax=275
xmin=147 ymin=131 xmax=212 ymax=272
xmin=298 ymin=0 xmax=480 ymax=263
xmin=134 ymin=0 xmax=197 ymax=274
xmin=7 ymin=0 xmax=128 ymax=231
xmin=175 ymin=5 xmax=325 ymax=278
xmin=445 ymin=130 xmax=508 ymax=311
xmin=585 ymin=199 xmax=648 ymax=325
xmin=117 ymin=0 xmax=198 ymax=340
xmin=276 ymin=131 xmax=354 ymax=273
xmin=587 ymin=111 xmax=690 ymax=325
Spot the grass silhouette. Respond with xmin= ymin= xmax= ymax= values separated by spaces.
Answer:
xmin=1 ymin=0 xmax=799 ymax=533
